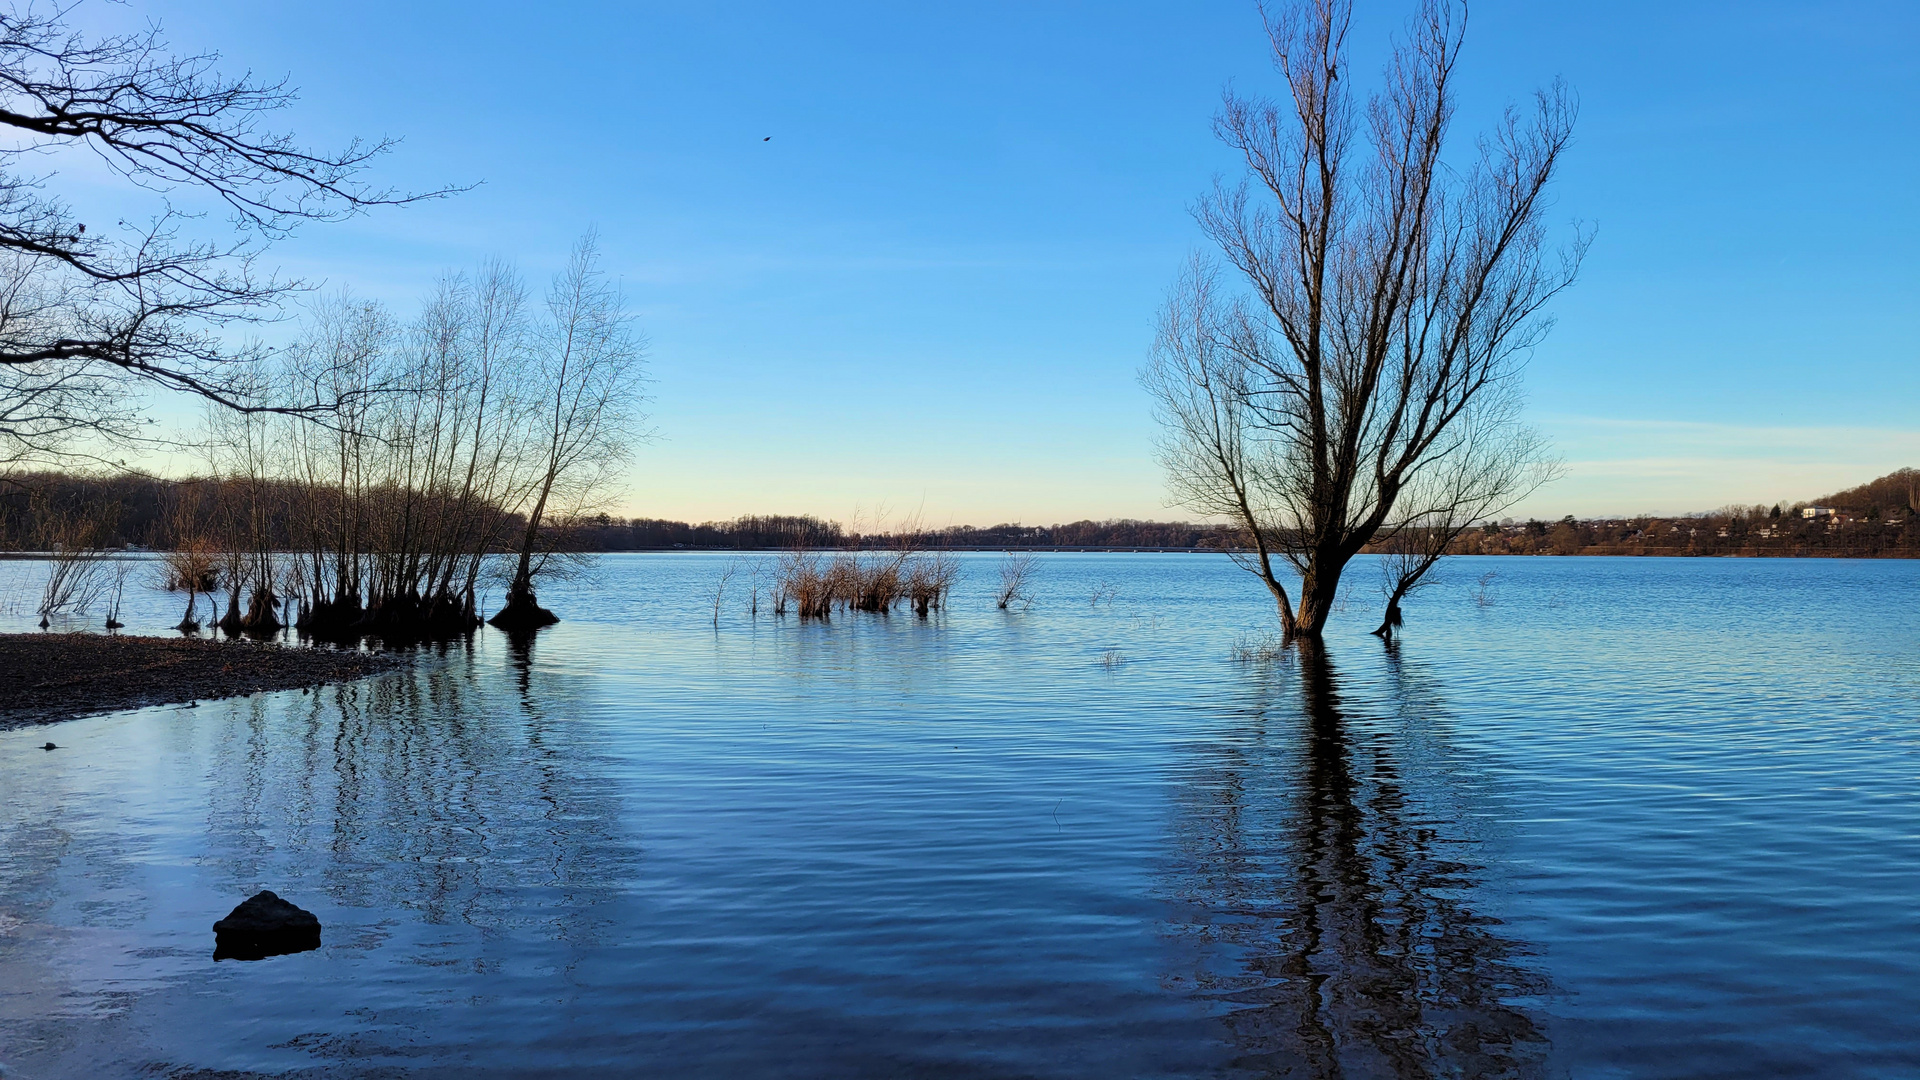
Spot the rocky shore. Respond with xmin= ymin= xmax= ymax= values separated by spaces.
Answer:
xmin=0 ymin=633 xmax=406 ymax=730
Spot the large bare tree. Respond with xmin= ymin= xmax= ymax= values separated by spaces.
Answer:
xmin=1143 ymin=0 xmax=1583 ymax=642
xmin=0 ymin=3 xmax=447 ymax=464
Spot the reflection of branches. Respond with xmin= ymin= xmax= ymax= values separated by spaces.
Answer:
xmin=1165 ymin=646 xmax=1550 ymax=1078
xmin=203 ymin=648 xmax=635 ymax=947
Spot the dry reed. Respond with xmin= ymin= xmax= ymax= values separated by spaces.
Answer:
xmin=774 ymin=548 xmax=961 ymax=620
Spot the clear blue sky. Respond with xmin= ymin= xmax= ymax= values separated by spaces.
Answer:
xmin=95 ymin=1 xmax=1920 ymax=524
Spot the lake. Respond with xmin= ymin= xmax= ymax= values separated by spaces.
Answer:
xmin=1 ymin=553 xmax=1916 ymax=1078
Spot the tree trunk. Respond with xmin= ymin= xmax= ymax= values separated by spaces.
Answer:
xmin=1370 ymin=594 xmax=1405 ymax=640
xmin=492 ymin=473 xmax=557 ymax=632
xmin=1273 ymin=587 xmax=1299 ymax=639
xmin=1290 ymin=556 xmax=1348 ymax=640
xmin=488 ymin=578 xmax=557 ymax=632
xmin=243 ymin=584 xmax=281 ymax=633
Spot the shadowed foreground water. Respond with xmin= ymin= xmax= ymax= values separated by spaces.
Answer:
xmin=0 ymin=553 xmax=1916 ymax=1077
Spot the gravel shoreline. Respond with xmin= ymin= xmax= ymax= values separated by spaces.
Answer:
xmin=0 ymin=633 xmax=407 ymax=730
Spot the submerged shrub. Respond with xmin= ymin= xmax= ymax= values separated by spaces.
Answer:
xmin=995 ymin=552 xmax=1038 ymax=610
xmin=1229 ymin=631 xmax=1288 ymax=663
xmin=775 ymin=548 xmax=961 ymax=620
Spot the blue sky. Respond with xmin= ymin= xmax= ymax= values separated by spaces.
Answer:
xmin=90 ymin=1 xmax=1920 ymax=524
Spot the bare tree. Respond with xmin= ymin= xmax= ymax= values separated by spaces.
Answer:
xmin=1370 ymin=413 xmax=1556 ymax=640
xmin=709 ymin=558 xmax=738 ymax=629
xmin=162 ymin=534 xmax=217 ymax=631
xmin=102 ymin=559 xmax=128 ymax=629
xmin=492 ymin=233 xmax=647 ymax=631
xmin=1142 ymin=0 xmax=1582 ymax=642
xmin=995 ymin=552 xmax=1039 ymax=610
xmin=204 ymin=366 xmax=285 ymax=634
xmin=31 ymin=488 xmax=111 ymax=620
xmin=0 ymin=4 xmax=452 ymax=464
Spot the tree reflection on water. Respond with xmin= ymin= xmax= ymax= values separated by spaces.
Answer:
xmin=201 ymin=634 xmax=637 ymax=955
xmin=1166 ymin=644 xmax=1552 ymax=1079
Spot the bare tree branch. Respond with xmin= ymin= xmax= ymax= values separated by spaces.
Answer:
xmin=0 ymin=2 xmax=462 ymax=463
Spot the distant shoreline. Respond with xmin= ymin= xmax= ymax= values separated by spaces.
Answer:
xmin=609 ymin=546 xmax=1920 ymax=558
xmin=5 ymin=546 xmax=1918 ymax=558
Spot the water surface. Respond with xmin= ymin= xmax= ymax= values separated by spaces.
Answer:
xmin=1 ymin=553 xmax=1916 ymax=1077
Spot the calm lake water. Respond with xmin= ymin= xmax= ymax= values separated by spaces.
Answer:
xmin=0 ymin=553 xmax=1916 ymax=1078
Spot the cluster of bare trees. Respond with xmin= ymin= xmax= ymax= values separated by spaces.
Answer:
xmin=0 ymin=2 xmax=658 ymax=641
xmin=1144 ymin=0 xmax=1575 ymax=644
xmin=192 ymin=236 xmax=646 ymax=640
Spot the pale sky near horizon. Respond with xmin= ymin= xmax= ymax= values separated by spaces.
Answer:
xmin=77 ymin=1 xmax=1920 ymax=526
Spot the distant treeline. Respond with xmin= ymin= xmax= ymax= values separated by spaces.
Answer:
xmin=0 ymin=473 xmax=1237 ymax=552
xmin=1465 ymin=512 xmax=1916 ymax=558
xmin=1464 ymin=468 xmax=1920 ymax=559
xmin=0 ymin=472 xmax=528 ymax=553
xmin=5 ymin=467 xmax=1919 ymax=558
xmin=583 ymin=517 xmax=1238 ymax=551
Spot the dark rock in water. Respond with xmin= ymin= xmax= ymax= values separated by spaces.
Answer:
xmin=214 ymin=890 xmax=319 ymax=936
xmin=212 ymin=890 xmax=321 ymax=961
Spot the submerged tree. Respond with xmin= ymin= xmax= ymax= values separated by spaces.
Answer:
xmin=162 ymin=535 xmax=218 ymax=632
xmin=1143 ymin=0 xmax=1582 ymax=642
xmin=204 ymin=369 xmax=285 ymax=635
xmin=491 ymin=234 xmax=647 ymax=632
xmin=995 ymin=552 xmax=1039 ymax=610
xmin=1371 ymin=411 xmax=1557 ymax=641
xmin=30 ymin=488 xmax=112 ymax=620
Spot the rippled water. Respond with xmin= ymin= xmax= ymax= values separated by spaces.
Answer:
xmin=1 ymin=553 xmax=1916 ymax=1078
